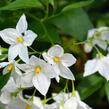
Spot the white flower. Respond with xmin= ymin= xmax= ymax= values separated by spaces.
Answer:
xmin=42 ymin=45 xmax=76 ymax=82
xmin=17 ymin=55 xmax=56 ymax=96
xmin=0 ymin=60 xmax=22 ymax=76
xmin=85 ymin=27 xmax=109 ymax=53
xmin=84 ymin=54 xmax=109 ymax=81
xmin=0 ymin=77 xmax=18 ymax=104
xmin=33 ymin=96 xmax=57 ymax=109
xmin=0 ymin=14 xmax=37 ymax=63
xmin=53 ymin=92 xmax=92 ymax=109
xmin=5 ymin=95 xmax=38 ymax=109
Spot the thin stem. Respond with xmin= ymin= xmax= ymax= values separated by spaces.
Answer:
xmin=72 ymin=81 xmax=76 ymax=96
xmin=73 ymin=40 xmax=86 ymax=45
xmin=29 ymin=47 xmax=42 ymax=55
xmin=94 ymin=46 xmax=104 ymax=58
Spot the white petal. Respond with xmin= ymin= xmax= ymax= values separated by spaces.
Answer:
xmin=0 ymin=92 xmax=12 ymax=104
xmin=87 ymin=29 xmax=97 ymax=38
xmin=18 ymin=44 xmax=29 ymax=63
xmin=59 ymin=64 xmax=75 ymax=80
xmin=32 ymin=73 xmax=50 ymax=96
xmin=8 ymin=45 xmax=19 ymax=61
xmin=48 ymin=45 xmax=64 ymax=57
xmin=93 ymin=39 xmax=107 ymax=50
xmin=1 ymin=77 xmax=17 ymax=92
xmin=14 ymin=66 xmax=22 ymax=76
xmin=44 ymin=63 xmax=57 ymax=78
xmin=64 ymin=97 xmax=78 ymax=109
xmin=15 ymin=73 xmax=33 ymax=88
xmin=33 ymin=97 xmax=43 ymax=108
xmin=16 ymin=64 xmax=33 ymax=73
xmin=0 ymin=62 xmax=10 ymax=68
xmin=30 ymin=55 xmax=46 ymax=66
xmin=61 ymin=53 xmax=76 ymax=67
xmin=5 ymin=98 xmax=27 ymax=109
xmin=84 ymin=59 xmax=99 ymax=77
xmin=98 ymin=26 xmax=108 ymax=31
xmin=98 ymin=61 xmax=109 ymax=81
xmin=101 ymin=31 xmax=109 ymax=41
xmin=78 ymin=100 xmax=92 ymax=109
xmin=42 ymin=52 xmax=54 ymax=64
xmin=0 ymin=28 xmax=18 ymax=45
xmin=23 ymin=30 xmax=37 ymax=46
xmin=16 ymin=14 xmax=27 ymax=34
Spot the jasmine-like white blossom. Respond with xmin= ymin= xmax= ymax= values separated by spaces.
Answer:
xmin=84 ymin=26 xmax=109 ymax=53
xmin=0 ymin=60 xmax=22 ymax=76
xmin=17 ymin=55 xmax=56 ymax=96
xmin=43 ymin=45 xmax=76 ymax=82
xmin=53 ymin=92 xmax=92 ymax=109
xmin=84 ymin=54 xmax=109 ymax=81
xmin=0 ymin=14 xmax=37 ymax=63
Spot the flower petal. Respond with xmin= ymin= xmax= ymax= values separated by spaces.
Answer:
xmin=18 ymin=44 xmax=29 ymax=63
xmin=93 ymin=39 xmax=107 ymax=50
xmin=0 ymin=28 xmax=18 ymax=45
xmin=0 ymin=92 xmax=12 ymax=104
xmin=42 ymin=52 xmax=54 ymax=64
xmin=48 ymin=45 xmax=64 ymax=57
xmin=16 ymin=14 xmax=27 ymax=34
xmin=44 ymin=63 xmax=56 ymax=79
xmin=24 ymin=30 xmax=37 ymax=46
xmin=32 ymin=73 xmax=50 ymax=96
xmin=61 ymin=53 xmax=76 ymax=67
xmin=87 ymin=29 xmax=97 ymax=38
xmin=8 ymin=45 xmax=19 ymax=61
xmin=59 ymin=64 xmax=75 ymax=80
xmin=15 ymin=73 xmax=33 ymax=88
xmin=1 ymin=77 xmax=17 ymax=92
xmin=30 ymin=55 xmax=46 ymax=66
xmin=0 ymin=62 xmax=10 ymax=68
xmin=84 ymin=59 xmax=98 ymax=77
xmin=98 ymin=60 xmax=109 ymax=81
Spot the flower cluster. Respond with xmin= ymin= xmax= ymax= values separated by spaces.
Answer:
xmin=84 ymin=27 xmax=109 ymax=81
xmin=0 ymin=14 xmax=92 ymax=109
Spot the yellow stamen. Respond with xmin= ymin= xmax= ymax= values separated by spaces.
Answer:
xmin=35 ymin=66 xmax=41 ymax=74
xmin=53 ymin=56 xmax=60 ymax=63
xmin=16 ymin=37 xmax=24 ymax=43
xmin=7 ymin=64 xmax=14 ymax=72
xmin=25 ymin=104 xmax=31 ymax=109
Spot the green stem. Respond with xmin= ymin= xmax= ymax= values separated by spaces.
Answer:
xmin=72 ymin=81 xmax=76 ymax=96
xmin=29 ymin=47 xmax=42 ymax=55
xmin=94 ymin=46 xmax=104 ymax=58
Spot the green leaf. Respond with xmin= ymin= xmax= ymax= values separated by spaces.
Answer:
xmin=105 ymin=81 xmax=109 ymax=101
xmin=49 ymin=8 xmax=93 ymax=41
xmin=62 ymin=0 xmax=94 ymax=12
xmin=77 ymin=74 xmax=104 ymax=100
xmin=0 ymin=0 xmax=43 ymax=11
xmin=29 ymin=16 xmax=60 ymax=44
xmin=0 ymin=73 xmax=10 ymax=90
xmin=0 ymin=54 xmax=8 ymax=61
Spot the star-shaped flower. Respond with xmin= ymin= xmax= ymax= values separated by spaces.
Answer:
xmin=0 ymin=14 xmax=37 ymax=63
xmin=17 ymin=55 xmax=56 ymax=96
xmin=42 ymin=45 xmax=76 ymax=82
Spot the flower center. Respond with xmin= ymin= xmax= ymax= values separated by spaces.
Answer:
xmin=7 ymin=64 xmax=14 ymax=72
xmin=34 ymin=66 xmax=41 ymax=74
xmin=16 ymin=37 xmax=24 ymax=43
xmin=53 ymin=56 xmax=60 ymax=63
xmin=25 ymin=104 xmax=31 ymax=109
